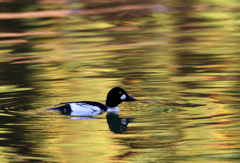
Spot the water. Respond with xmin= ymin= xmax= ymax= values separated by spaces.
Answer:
xmin=1 ymin=0 xmax=240 ymax=162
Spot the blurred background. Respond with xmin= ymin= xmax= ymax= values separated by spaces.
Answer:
xmin=1 ymin=0 xmax=240 ymax=162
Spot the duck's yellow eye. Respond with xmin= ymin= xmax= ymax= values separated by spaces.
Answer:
xmin=119 ymin=91 xmax=122 ymax=94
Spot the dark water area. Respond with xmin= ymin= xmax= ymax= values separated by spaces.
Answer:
xmin=1 ymin=0 xmax=240 ymax=162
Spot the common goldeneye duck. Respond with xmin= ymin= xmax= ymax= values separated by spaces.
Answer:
xmin=47 ymin=87 xmax=136 ymax=116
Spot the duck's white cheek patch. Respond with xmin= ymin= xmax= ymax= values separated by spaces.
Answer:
xmin=120 ymin=94 xmax=127 ymax=100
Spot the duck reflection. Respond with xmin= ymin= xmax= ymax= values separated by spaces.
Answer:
xmin=106 ymin=109 xmax=134 ymax=134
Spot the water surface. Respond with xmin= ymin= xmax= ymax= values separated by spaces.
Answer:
xmin=1 ymin=0 xmax=240 ymax=162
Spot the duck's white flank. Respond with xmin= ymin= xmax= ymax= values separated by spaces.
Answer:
xmin=69 ymin=103 xmax=102 ymax=116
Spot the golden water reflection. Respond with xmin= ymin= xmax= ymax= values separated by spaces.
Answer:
xmin=1 ymin=103 xmax=240 ymax=162
xmin=0 ymin=0 xmax=240 ymax=162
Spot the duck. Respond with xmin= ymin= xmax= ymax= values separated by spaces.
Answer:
xmin=47 ymin=87 xmax=137 ymax=116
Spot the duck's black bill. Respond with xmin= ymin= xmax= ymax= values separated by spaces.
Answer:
xmin=125 ymin=95 xmax=137 ymax=101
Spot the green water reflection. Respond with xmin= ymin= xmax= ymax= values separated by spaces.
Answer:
xmin=0 ymin=0 xmax=240 ymax=162
xmin=2 ymin=108 xmax=240 ymax=162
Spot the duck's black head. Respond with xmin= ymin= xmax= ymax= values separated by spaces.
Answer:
xmin=105 ymin=87 xmax=136 ymax=107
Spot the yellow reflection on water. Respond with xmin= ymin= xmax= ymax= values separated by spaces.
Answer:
xmin=29 ymin=117 xmax=129 ymax=162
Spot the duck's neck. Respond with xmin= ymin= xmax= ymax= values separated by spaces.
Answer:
xmin=106 ymin=98 xmax=121 ymax=107
xmin=107 ymin=106 xmax=119 ymax=111
xmin=107 ymin=106 xmax=120 ymax=114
